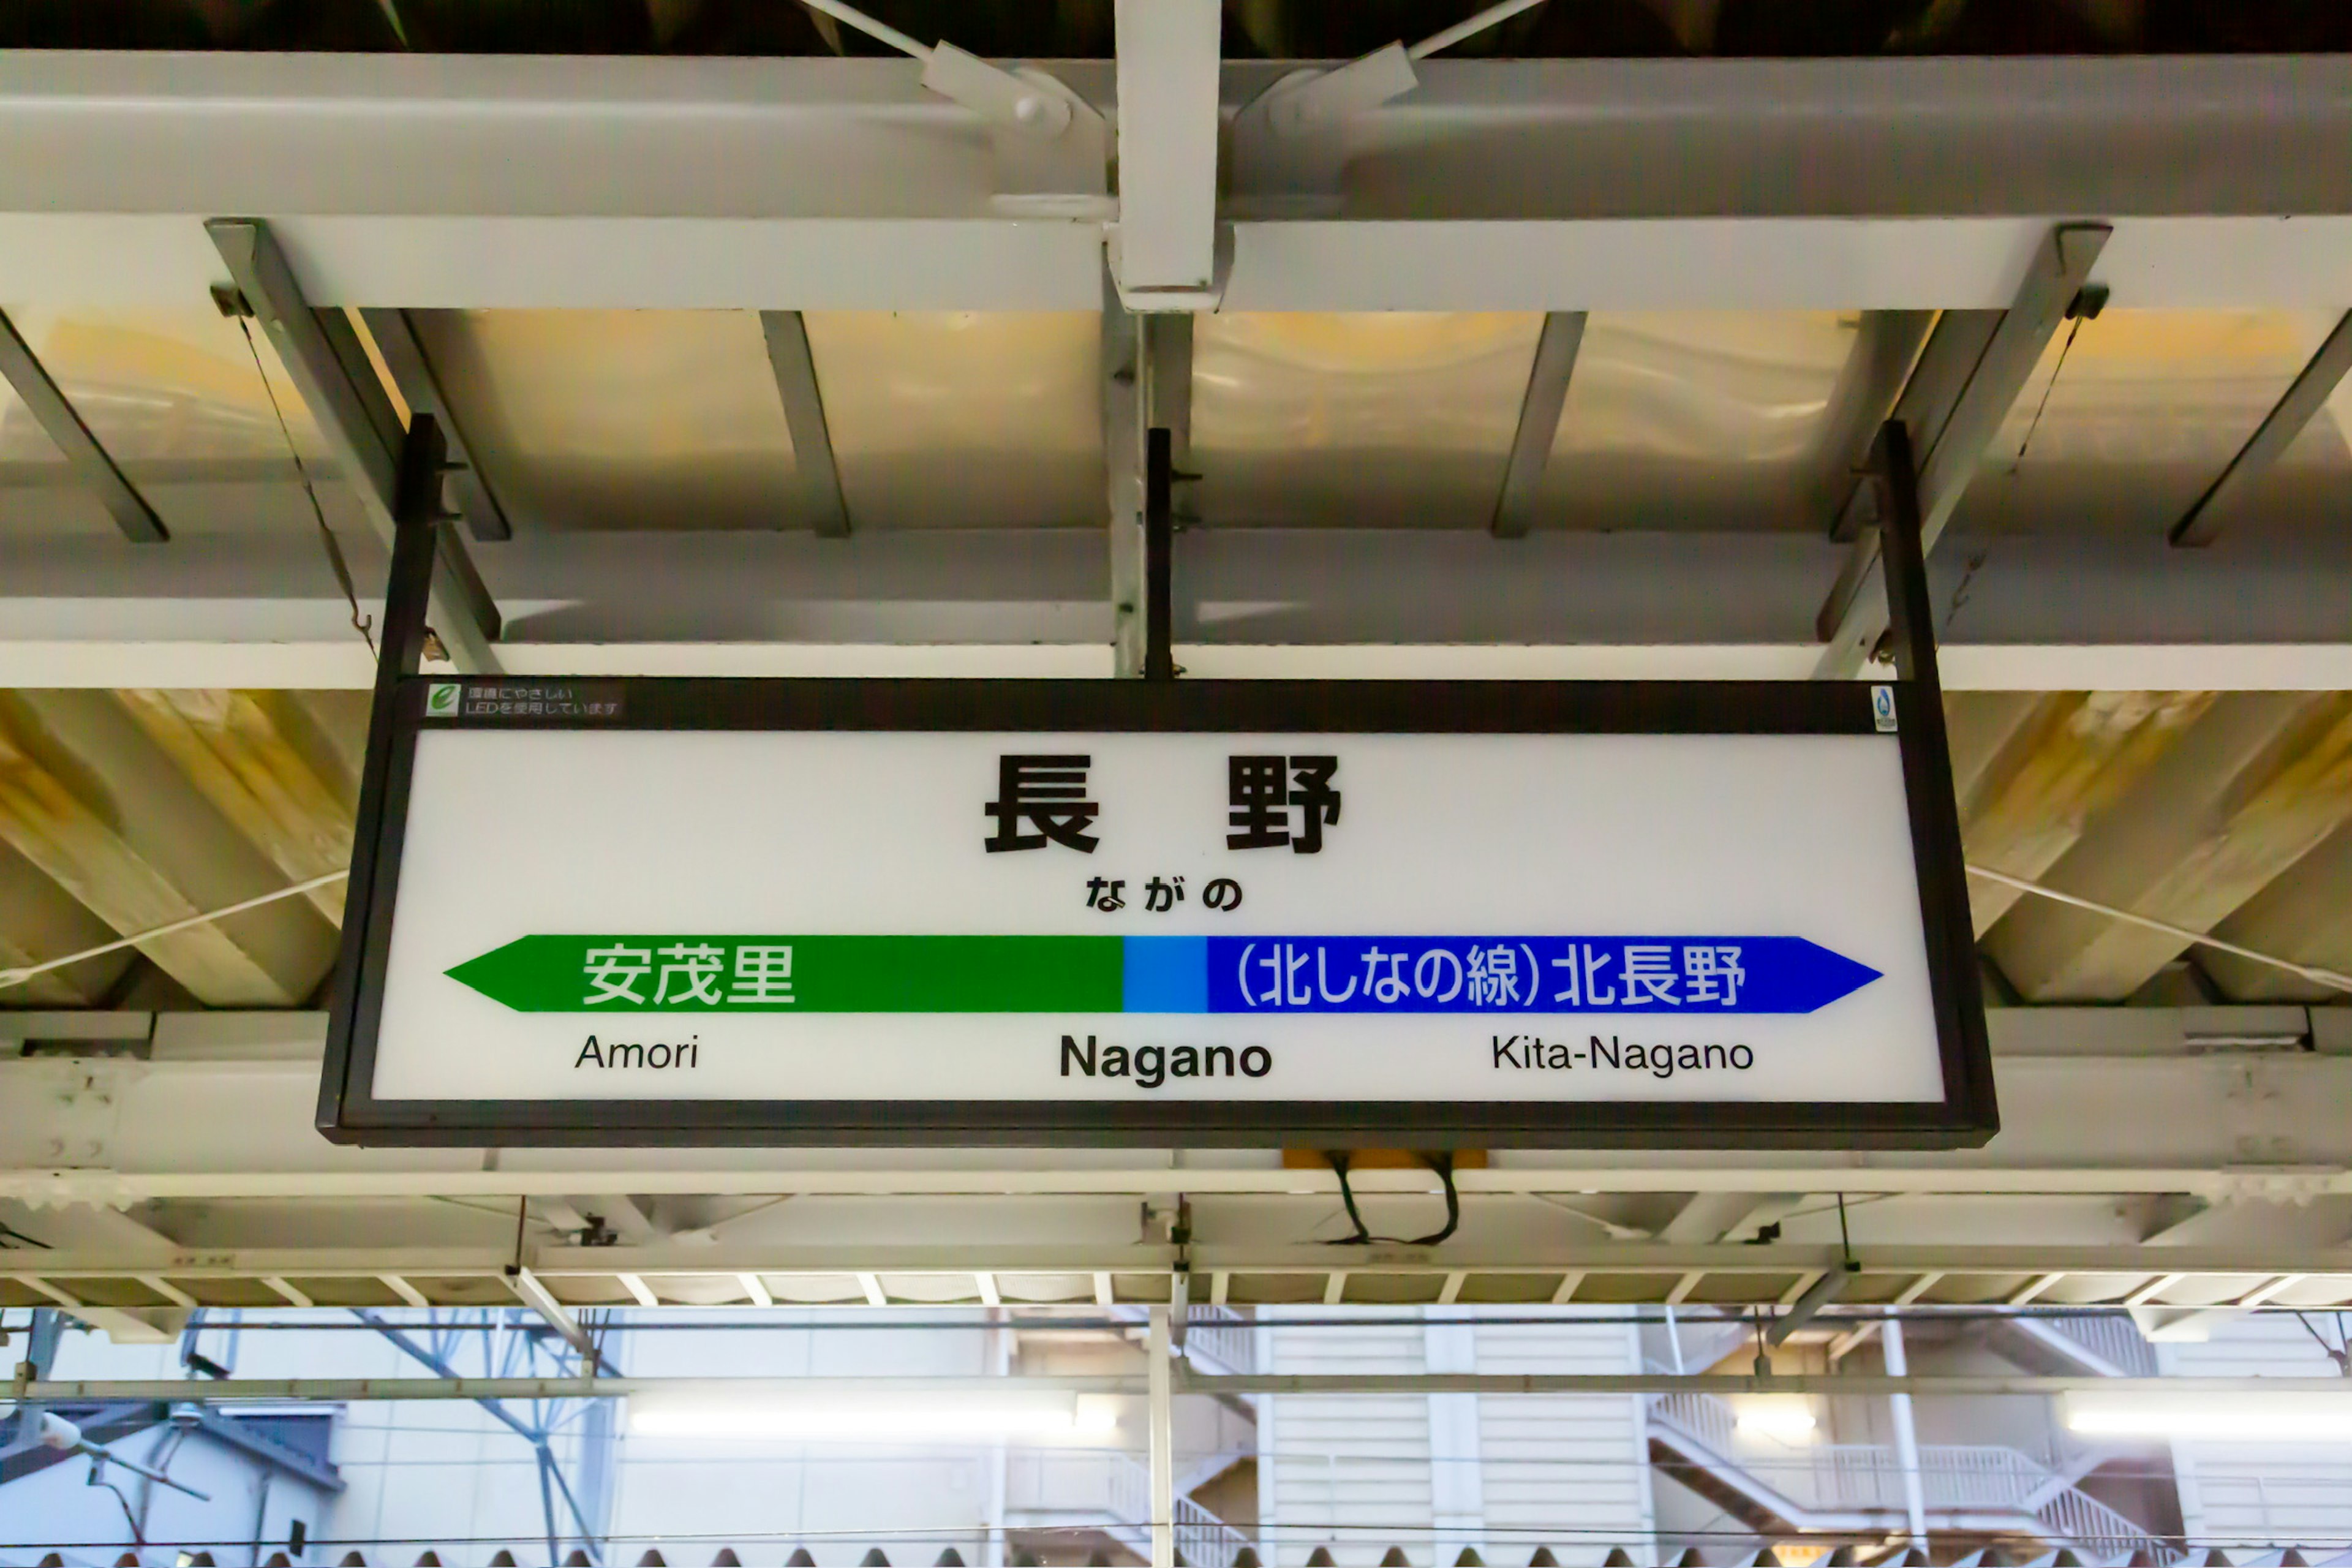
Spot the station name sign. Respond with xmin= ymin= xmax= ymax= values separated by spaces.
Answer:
xmin=320 ymin=679 xmax=1994 ymax=1148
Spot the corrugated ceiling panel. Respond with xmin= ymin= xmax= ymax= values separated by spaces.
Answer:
xmin=1951 ymin=309 xmax=2324 ymax=537
xmin=1531 ymin=311 xmax=1861 ymax=532
xmin=802 ymin=311 xmax=1101 ymax=529
xmin=1958 ymin=690 xmax=2216 ymax=937
xmin=2203 ymin=813 xmax=2352 ymax=1001
xmin=2186 ymin=350 xmax=2352 ymax=541
xmin=412 ymin=308 xmax=802 ymax=532
xmin=1191 ymin=312 xmax=1539 ymax=528
xmin=0 ymin=353 xmax=117 ymax=537
xmin=0 ymin=304 xmax=338 ymax=538
xmin=0 ymin=834 xmax=134 ymax=1005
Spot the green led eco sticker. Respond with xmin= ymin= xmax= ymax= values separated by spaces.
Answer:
xmin=426 ymin=683 xmax=461 ymax=717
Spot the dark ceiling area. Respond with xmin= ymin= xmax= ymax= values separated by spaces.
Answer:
xmin=0 ymin=0 xmax=2345 ymax=58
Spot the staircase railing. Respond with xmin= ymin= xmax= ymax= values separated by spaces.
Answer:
xmin=2035 ymin=1480 xmax=2180 ymax=1558
xmin=1645 ymin=1388 xmax=2181 ymax=1561
xmin=2029 ymin=1313 xmax=2160 ymax=1377
xmin=1003 ymin=1449 xmax=1251 ymax=1568
xmin=1185 ymin=1308 xmax=1257 ymax=1377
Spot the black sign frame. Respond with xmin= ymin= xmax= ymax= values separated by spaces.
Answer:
xmin=318 ymin=424 xmax=1995 ymax=1150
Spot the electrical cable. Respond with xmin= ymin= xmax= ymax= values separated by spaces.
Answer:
xmin=2294 ymin=1310 xmax=2351 ymax=1374
xmin=1940 ymin=311 xmax=2086 ymax=639
xmin=1967 ymin=864 xmax=2352 ymax=993
xmin=96 ymin=1475 xmax=145 ymax=1547
xmin=234 ymin=313 xmax=375 ymax=656
xmin=0 ymin=870 xmax=349 ymax=993
xmin=1322 ymin=1152 xmax=1460 ymax=1247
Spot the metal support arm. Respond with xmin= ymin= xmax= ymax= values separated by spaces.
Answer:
xmin=2171 ymin=309 xmax=2352 ymax=548
xmin=0 ymin=309 xmax=167 ymax=542
xmin=207 ymin=217 xmax=501 ymax=673
xmin=1814 ymin=223 xmax=2110 ymax=678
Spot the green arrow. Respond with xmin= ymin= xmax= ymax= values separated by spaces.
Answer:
xmin=446 ymin=934 xmax=1121 ymax=1013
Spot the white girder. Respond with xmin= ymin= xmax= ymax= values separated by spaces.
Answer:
xmin=12 ymin=642 xmax=2352 ymax=693
xmin=2 ymin=1006 xmax=2350 ymax=1335
xmin=0 ymin=53 xmax=2350 ymax=311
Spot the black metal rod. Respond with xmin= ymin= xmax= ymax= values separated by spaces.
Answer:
xmin=1873 ymin=417 xmax=1998 ymax=1134
xmin=1144 ymin=424 xmax=1175 ymax=682
xmin=1874 ymin=420 xmax=1937 ymax=688
xmin=315 ymin=415 xmax=444 ymax=1136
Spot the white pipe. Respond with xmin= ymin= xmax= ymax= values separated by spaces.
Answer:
xmin=1882 ymin=1319 xmax=1930 ymax=1547
xmin=1148 ymin=1305 xmax=1175 ymax=1568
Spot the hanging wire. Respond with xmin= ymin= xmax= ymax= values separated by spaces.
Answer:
xmin=0 ymin=869 xmax=349 ymax=992
xmin=235 ymin=313 xmax=375 ymax=655
xmin=1323 ymin=1151 xmax=1462 ymax=1246
xmin=1942 ymin=312 xmax=2089 ymax=638
xmin=1967 ymin=863 xmax=2352 ymax=993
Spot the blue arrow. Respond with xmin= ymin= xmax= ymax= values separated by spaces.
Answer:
xmin=1119 ymin=935 xmax=1882 ymax=1015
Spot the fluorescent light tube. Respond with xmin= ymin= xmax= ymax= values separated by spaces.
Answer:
xmin=1735 ymin=1396 xmax=1819 ymax=1439
xmin=627 ymin=1388 xmax=1120 ymax=1442
xmin=2064 ymin=1391 xmax=2352 ymax=1443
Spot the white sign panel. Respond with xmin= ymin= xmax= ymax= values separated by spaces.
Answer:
xmin=325 ymin=679 xmax=1993 ymax=1147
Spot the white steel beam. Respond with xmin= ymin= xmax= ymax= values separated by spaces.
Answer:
xmin=1 ymin=56 xmax=2350 ymax=311
xmin=1489 ymin=311 xmax=1584 ymax=540
xmin=2171 ymin=311 xmax=2352 ymax=548
xmin=505 ymin=1265 xmax=603 ymax=1366
xmin=12 ymin=640 xmax=2352 ymax=693
xmin=1110 ymin=0 xmax=1222 ymax=309
xmin=0 ymin=307 xmax=167 ymax=543
xmin=12 ymin=521 xmax=2347 ymax=682
xmin=39 ymin=1372 xmax=2352 ymax=1404
xmin=380 ymin=1273 xmax=431 ymax=1309
xmin=357 ymin=307 xmax=511 ymax=543
xmin=23 ymin=1374 xmax=1138 ymax=1403
xmin=8 ymin=1010 xmax=2352 ymax=1204
xmin=758 ymin=310 xmax=852 ymax=537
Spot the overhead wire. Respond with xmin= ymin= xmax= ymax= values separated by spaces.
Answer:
xmin=1966 ymin=864 xmax=2352 ymax=993
xmin=233 ymin=312 xmax=375 ymax=656
xmin=0 ymin=870 xmax=350 ymax=993
xmin=25 ymin=1525 xmax=2350 ymax=1553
